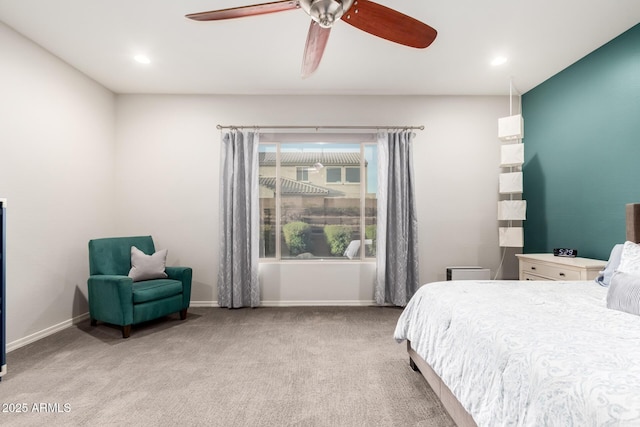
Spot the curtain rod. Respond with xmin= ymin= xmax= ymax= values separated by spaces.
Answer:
xmin=216 ymin=124 xmax=424 ymax=131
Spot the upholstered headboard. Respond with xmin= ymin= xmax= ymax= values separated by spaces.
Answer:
xmin=626 ymin=203 xmax=640 ymax=243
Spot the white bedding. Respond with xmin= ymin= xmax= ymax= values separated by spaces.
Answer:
xmin=394 ymin=280 xmax=640 ymax=427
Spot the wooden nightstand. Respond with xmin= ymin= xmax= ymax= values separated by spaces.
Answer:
xmin=515 ymin=253 xmax=607 ymax=281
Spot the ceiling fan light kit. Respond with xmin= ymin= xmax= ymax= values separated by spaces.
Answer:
xmin=186 ymin=0 xmax=437 ymax=77
xmin=299 ymin=0 xmax=354 ymax=27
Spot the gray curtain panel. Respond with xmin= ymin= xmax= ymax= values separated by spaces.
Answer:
xmin=375 ymin=130 xmax=420 ymax=306
xmin=218 ymin=130 xmax=260 ymax=308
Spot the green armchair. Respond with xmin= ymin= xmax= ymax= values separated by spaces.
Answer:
xmin=87 ymin=236 xmax=192 ymax=338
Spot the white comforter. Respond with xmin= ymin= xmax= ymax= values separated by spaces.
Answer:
xmin=394 ymin=280 xmax=640 ymax=427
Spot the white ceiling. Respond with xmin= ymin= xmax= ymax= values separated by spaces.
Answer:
xmin=1 ymin=0 xmax=639 ymax=96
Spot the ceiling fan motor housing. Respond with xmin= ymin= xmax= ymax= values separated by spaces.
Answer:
xmin=299 ymin=0 xmax=355 ymax=28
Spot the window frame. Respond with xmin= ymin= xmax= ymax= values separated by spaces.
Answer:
xmin=295 ymin=166 xmax=309 ymax=182
xmin=259 ymin=140 xmax=376 ymax=262
xmin=344 ymin=166 xmax=361 ymax=184
xmin=325 ymin=167 xmax=342 ymax=184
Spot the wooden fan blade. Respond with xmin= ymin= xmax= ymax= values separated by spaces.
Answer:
xmin=186 ymin=0 xmax=299 ymax=21
xmin=301 ymin=21 xmax=331 ymax=78
xmin=340 ymin=0 xmax=437 ymax=49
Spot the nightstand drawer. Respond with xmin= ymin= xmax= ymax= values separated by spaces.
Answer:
xmin=516 ymin=254 xmax=606 ymax=281
xmin=522 ymin=272 xmax=546 ymax=281
xmin=520 ymin=260 xmax=582 ymax=281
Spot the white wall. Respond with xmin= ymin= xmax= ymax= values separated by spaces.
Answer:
xmin=115 ymin=94 xmax=519 ymax=305
xmin=0 ymin=22 xmax=116 ymax=346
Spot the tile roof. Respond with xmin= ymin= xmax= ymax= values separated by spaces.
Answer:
xmin=259 ymin=152 xmax=362 ymax=166
xmin=259 ymin=177 xmax=330 ymax=195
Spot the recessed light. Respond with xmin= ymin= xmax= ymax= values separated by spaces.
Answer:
xmin=134 ymin=54 xmax=151 ymax=64
xmin=491 ymin=56 xmax=508 ymax=67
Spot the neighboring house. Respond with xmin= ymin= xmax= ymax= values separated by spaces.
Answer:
xmin=258 ymin=151 xmax=366 ymax=200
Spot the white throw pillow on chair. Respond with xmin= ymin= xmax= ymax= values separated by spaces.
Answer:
xmin=128 ymin=246 xmax=168 ymax=282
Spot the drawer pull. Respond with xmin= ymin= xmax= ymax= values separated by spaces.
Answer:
xmin=559 ymin=272 xmax=565 ymax=277
xmin=530 ymin=266 xmax=536 ymax=270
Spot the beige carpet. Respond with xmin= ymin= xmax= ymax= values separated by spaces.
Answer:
xmin=0 ymin=306 xmax=454 ymax=426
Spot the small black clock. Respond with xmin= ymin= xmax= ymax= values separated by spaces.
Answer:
xmin=553 ymin=248 xmax=578 ymax=257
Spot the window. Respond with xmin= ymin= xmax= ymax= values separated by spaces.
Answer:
xmin=258 ymin=141 xmax=377 ymax=261
xmin=326 ymin=167 xmax=360 ymax=184
xmin=326 ymin=167 xmax=342 ymax=184
xmin=296 ymin=167 xmax=309 ymax=182
xmin=345 ymin=167 xmax=360 ymax=183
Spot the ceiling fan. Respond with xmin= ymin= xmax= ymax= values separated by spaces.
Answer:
xmin=186 ymin=0 xmax=437 ymax=78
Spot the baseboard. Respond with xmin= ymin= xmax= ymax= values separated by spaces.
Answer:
xmin=7 ymin=312 xmax=90 ymax=353
xmin=189 ymin=301 xmax=219 ymax=308
xmin=190 ymin=300 xmax=377 ymax=307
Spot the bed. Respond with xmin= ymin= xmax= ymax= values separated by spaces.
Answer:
xmin=394 ymin=204 xmax=640 ymax=427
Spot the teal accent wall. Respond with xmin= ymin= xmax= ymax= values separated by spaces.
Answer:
xmin=522 ymin=24 xmax=640 ymax=260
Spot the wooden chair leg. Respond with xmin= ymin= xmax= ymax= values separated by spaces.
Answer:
xmin=180 ymin=309 xmax=187 ymax=320
xmin=122 ymin=325 xmax=131 ymax=339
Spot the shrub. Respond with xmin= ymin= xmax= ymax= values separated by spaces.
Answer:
xmin=365 ymin=225 xmax=377 ymax=256
xmin=282 ymin=222 xmax=312 ymax=256
xmin=324 ymin=225 xmax=353 ymax=256
xmin=365 ymin=225 xmax=376 ymax=240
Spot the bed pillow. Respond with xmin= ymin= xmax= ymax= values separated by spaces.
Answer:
xmin=607 ymin=271 xmax=640 ymax=316
xmin=617 ymin=241 xmax=640 ymax=277
xmin=595 ymin=243 xmax=624 ymax=287
xmin=128 ymin=246 xmax=168 ymax=282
